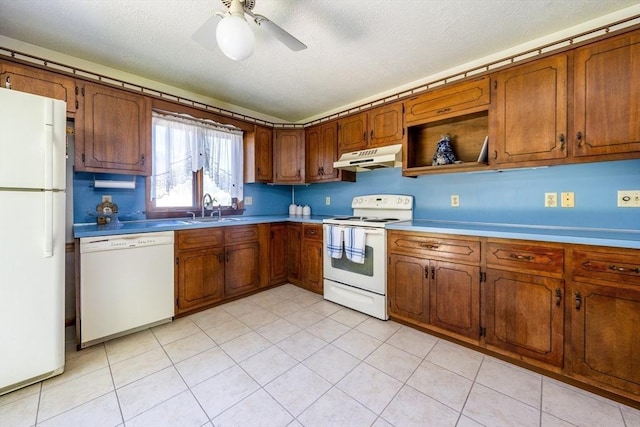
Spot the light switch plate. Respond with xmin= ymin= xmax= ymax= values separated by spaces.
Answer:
xmin=617 ymin=190 xmax=640 ymax=207
xmin=245 ymin=196 xmax=253 ymax=205
xmin=325 ymin=196 xmax=331 ymax=205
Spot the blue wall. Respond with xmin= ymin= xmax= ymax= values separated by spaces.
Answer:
xmin=73 ymin=159 xmax=640 ymax=230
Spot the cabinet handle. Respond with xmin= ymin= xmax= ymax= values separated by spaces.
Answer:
xmin=217 ymin=253 xmax=224 ymax=263
xmin=509 ymin=253 xmax=534 ymax=261
xmin=141 ymin=154 xmax=145 ymax=166
xmin=493 ymin=150 xmax=498 ymax=160
xmin=420 ymin=243 xmax=439 ymax=250
xmin=555 ymin=288 xmax=562 ymax=306
xmin=4 ymin=76 xmax=10 ymax=89
xmin=431 ymin=266 xmax=435 ymax=280
xmin=226 ymin=251 xmax=230 ymax=263
xmin=363 ymin=131 xmax=367 ymax=142
xmin=308 ymin=229 xmax=317 ymax=235
xmin=576 ymin=131 xmax=584 ymax=147
xmin=257 ymin=167 xmax=262 ymax=176
xmin=424 ymin=266 xmax=429 ymax=279
xmin=297 ymin=169 xmax=301 ymax=178
xmin=436 ymin=107 xmax=451 ymax=114
xmin=370 ymin=130 xmax=374 ymax=141
xmin=574 ymin=292 xmax=582 ymax=311
xmin=608 ymin=265 xmax=640 ymax=274
xmin=559 ymin=134 xmax=565 ymax=150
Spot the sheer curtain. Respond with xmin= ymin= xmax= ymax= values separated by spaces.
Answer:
xmin=151 ymin=111 xmax=243 ymax=203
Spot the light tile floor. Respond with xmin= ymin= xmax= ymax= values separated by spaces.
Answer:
xmin=1 ymin=284 xmax=638 ymax=427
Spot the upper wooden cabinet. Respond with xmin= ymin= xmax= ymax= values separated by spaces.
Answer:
xmin=75 ymin=82 xmax=151 ymax=175
xmin=305 ymin=121 xmax=355 ymax=183
xmin=405 ymin=77 xmax=490 ymax=126
xmin=0 ymin=60 xmax=76 ymax=114
xmin=274 ymin=128 xmax=305 ymax=183
xmin=338 ymin=102 xmax=404 ymax=154
xmin=403 ymin=77 xmax=490 ymax=176
xmin=490 ymin=54 xmax=568 ymax=165
xmin=244 ymin=125 xmax=273 ymax=183
xmin=572 ymin=30 xmax=640 ymax=158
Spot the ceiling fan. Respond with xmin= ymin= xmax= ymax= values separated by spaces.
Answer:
xmin=193 ymin=0 xmax=307 ymax=61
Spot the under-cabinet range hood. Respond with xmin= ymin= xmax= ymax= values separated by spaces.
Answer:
xmin=333 ymin=144 xmax=402 ymax=172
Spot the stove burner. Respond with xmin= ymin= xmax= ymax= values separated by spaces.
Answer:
xmin=363 ymin=218 xmax=399 ymax=223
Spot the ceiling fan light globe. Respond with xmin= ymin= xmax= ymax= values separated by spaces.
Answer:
xmin=216 ymin=15 xmax=255 ymax=61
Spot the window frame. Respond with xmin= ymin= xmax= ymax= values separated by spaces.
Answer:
xmin=145 ymin=103 xmax=250 ymax=219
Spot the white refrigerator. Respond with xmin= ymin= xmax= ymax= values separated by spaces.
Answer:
xmin=0 ymin=88 xmax=66 ymax=395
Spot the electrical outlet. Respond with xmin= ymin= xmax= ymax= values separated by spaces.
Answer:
xmin=561 ymin=192 xmax=575 ymax=208
xmin=451 ymin=195 xmax=460 ymax=207
xmin=618 ymin=190 xmax=640 ymax=207
xmin=244 ymin=196 xmax=253 ymax=205
xmin=544 ymin=192 xmax=558 ymax=208
xmin=325 ymin=196 xmax=331 ymax=205
xmin=102 ymin=195 xmax=112 ymax=203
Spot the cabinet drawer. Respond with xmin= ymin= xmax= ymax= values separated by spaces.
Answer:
xmin=225 ymin=225 xmax=259 ymax=244
xmin=388 ymin=231 xmax=480 ymax=264
xmin=404 ymin=77 xmax=490 ymax=125
xmin=486 ymin=241 xmax=564 ymax=275
xmin=177 ymin=228 xmax=224 ymax=251
xmin=303 ymin=224 xmax=322 ymax=241
xmin=570 ymin=247 xmax=640 ymax=286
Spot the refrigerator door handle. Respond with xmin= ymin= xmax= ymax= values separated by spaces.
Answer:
xmin=44 ymin=100 xmax=53 ymax=190
xmin=44 ymin=191 xmax=53 ymax=257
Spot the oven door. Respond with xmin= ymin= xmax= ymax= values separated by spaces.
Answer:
xmin=322 ymin=224 xmax=386 ymax=294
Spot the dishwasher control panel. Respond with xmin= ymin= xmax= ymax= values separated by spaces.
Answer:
xmin=80 ymin=231 xmax=175 ymax=253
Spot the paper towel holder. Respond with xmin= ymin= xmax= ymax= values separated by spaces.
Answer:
xmin=93 ymin=176 xmax=136 ymax=190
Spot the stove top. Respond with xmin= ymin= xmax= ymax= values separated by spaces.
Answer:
xmin=323 ymin=194 xmax=414 ymax=228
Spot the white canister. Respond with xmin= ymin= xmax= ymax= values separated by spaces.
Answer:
xmin=295 ymin=205 xmax=303 ymax=216
xmin=302 ymin=205 xmax=311 ymax=216
xmin=289 ymin=204 xmax=297 ymax=215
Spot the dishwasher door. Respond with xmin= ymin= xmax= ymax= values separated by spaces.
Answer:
xmin=80 ymin=231 xmax=174 ymax=348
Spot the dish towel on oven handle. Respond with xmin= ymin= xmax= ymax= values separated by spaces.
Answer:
xmin=326 ymin=225 xmax=344 ymax=258
xmin=345 ymin=227 xmax=366 ymax=264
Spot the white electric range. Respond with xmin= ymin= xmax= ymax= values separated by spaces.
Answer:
xmin=322 ymin=194 xmax=413 ymax=320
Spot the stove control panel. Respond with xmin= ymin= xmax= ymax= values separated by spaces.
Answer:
xmin=351 ymin=194 xmax=413 ymax=209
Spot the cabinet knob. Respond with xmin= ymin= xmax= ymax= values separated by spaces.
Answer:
xmin=4 ymin=76 xmax=11 ymax=89
xmin=420 ymin=243 xmax=439 ymax=250
xmin=559 ymin=134 xmax=565 ymax=150
xmin=574 ymin=292 xmax=582 ymax=310
xmin=576 ymin=131 xmax=584 ymax=147
xmin=509 ymin=253 xmax=534 ymax=261
xmin=555 ymin=288 xmax=562 ymax=306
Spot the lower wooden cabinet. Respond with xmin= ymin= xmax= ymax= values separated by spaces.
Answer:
xmin=287 ymin=223 xmax=302 ymax=285
xmin=175 ymin=225 xmax=259 ymax=315
xmin=568 ymin=245 xmax=640 ymax=396
xmin=387 ymin=231 xmax=640 ymax=404
xmin=387 ymin=231 xmax=480 ymax=341
xmin=300 ymin=224 xmax=323 ymax=294
xmin=269 ymin=223 xmax=288 ymax=285
xmin=484 ymin=269 xmax=564 ymax=368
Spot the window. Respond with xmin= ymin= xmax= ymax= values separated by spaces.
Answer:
xmin=148 ymin=111 xmax=243 ymax=215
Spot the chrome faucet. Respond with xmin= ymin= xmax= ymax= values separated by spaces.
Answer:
xmin=209 ymin=202 xmax=222 ymax=220
xmin=202 ymin=193 xmax=213 ymax=217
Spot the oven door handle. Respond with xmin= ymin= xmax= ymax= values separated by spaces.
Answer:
xmin=323 ymin=225 xmax=386 ymax=235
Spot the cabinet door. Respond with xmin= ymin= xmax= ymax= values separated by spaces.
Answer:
xmin=225 ymin=242 xmax=259 ymax=297
xmin=573 ymin=31 xmax=640 ymax=157
xmin=369 ymin=103 xmax=404 ymax=148
xmin=0 ymin=61 xmax=76 ymax=114
xmin=491 ymin=54 xmax=568 ymax=164
xmin=270 ymin=224 xmax=288 ymax=285
xmin=245 ymin=125 xmax=273 ymax=183
xmin=388 ymin=254 xmax=430 ymax=324
xmin=76 ymin=83 xmax=151 ymax=175
xmin=570 ymin=282 xmax=640 ymax=395
xmin=287 ymin=224 xmax=302 ymax=285
xmin=484 ymin=269 xmax=564 ymax=367
xmin=176 ymin=248 xmax=224 ymax=315
xmin=305 ymin=124 xmax=323 ymax=182
xmin=338 ymin=112 xmax=367 ymax=154
xmin=302 ymin=240 xmax=323 ymax=294
xmin=430 ymin=261 xmax=480 ymax=340
xmin=274 ymin=129 xmax=304 ymax=183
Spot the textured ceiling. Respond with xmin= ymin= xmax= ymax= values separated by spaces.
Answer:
xmin=0 ymin=1 xmax=638 ymax=122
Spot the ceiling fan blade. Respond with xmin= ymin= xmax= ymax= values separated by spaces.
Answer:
xmin=249 ymin=13 xmax=307 ymax=51
xmin=192 ymin=14 xmax=223 ymax=52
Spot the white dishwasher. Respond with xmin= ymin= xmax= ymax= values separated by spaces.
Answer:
xmin=79 ymin=231 xmax=175 ymax=348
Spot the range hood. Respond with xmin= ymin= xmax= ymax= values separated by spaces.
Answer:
xmin=333 ymin=144 xmax=402 ymax=172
